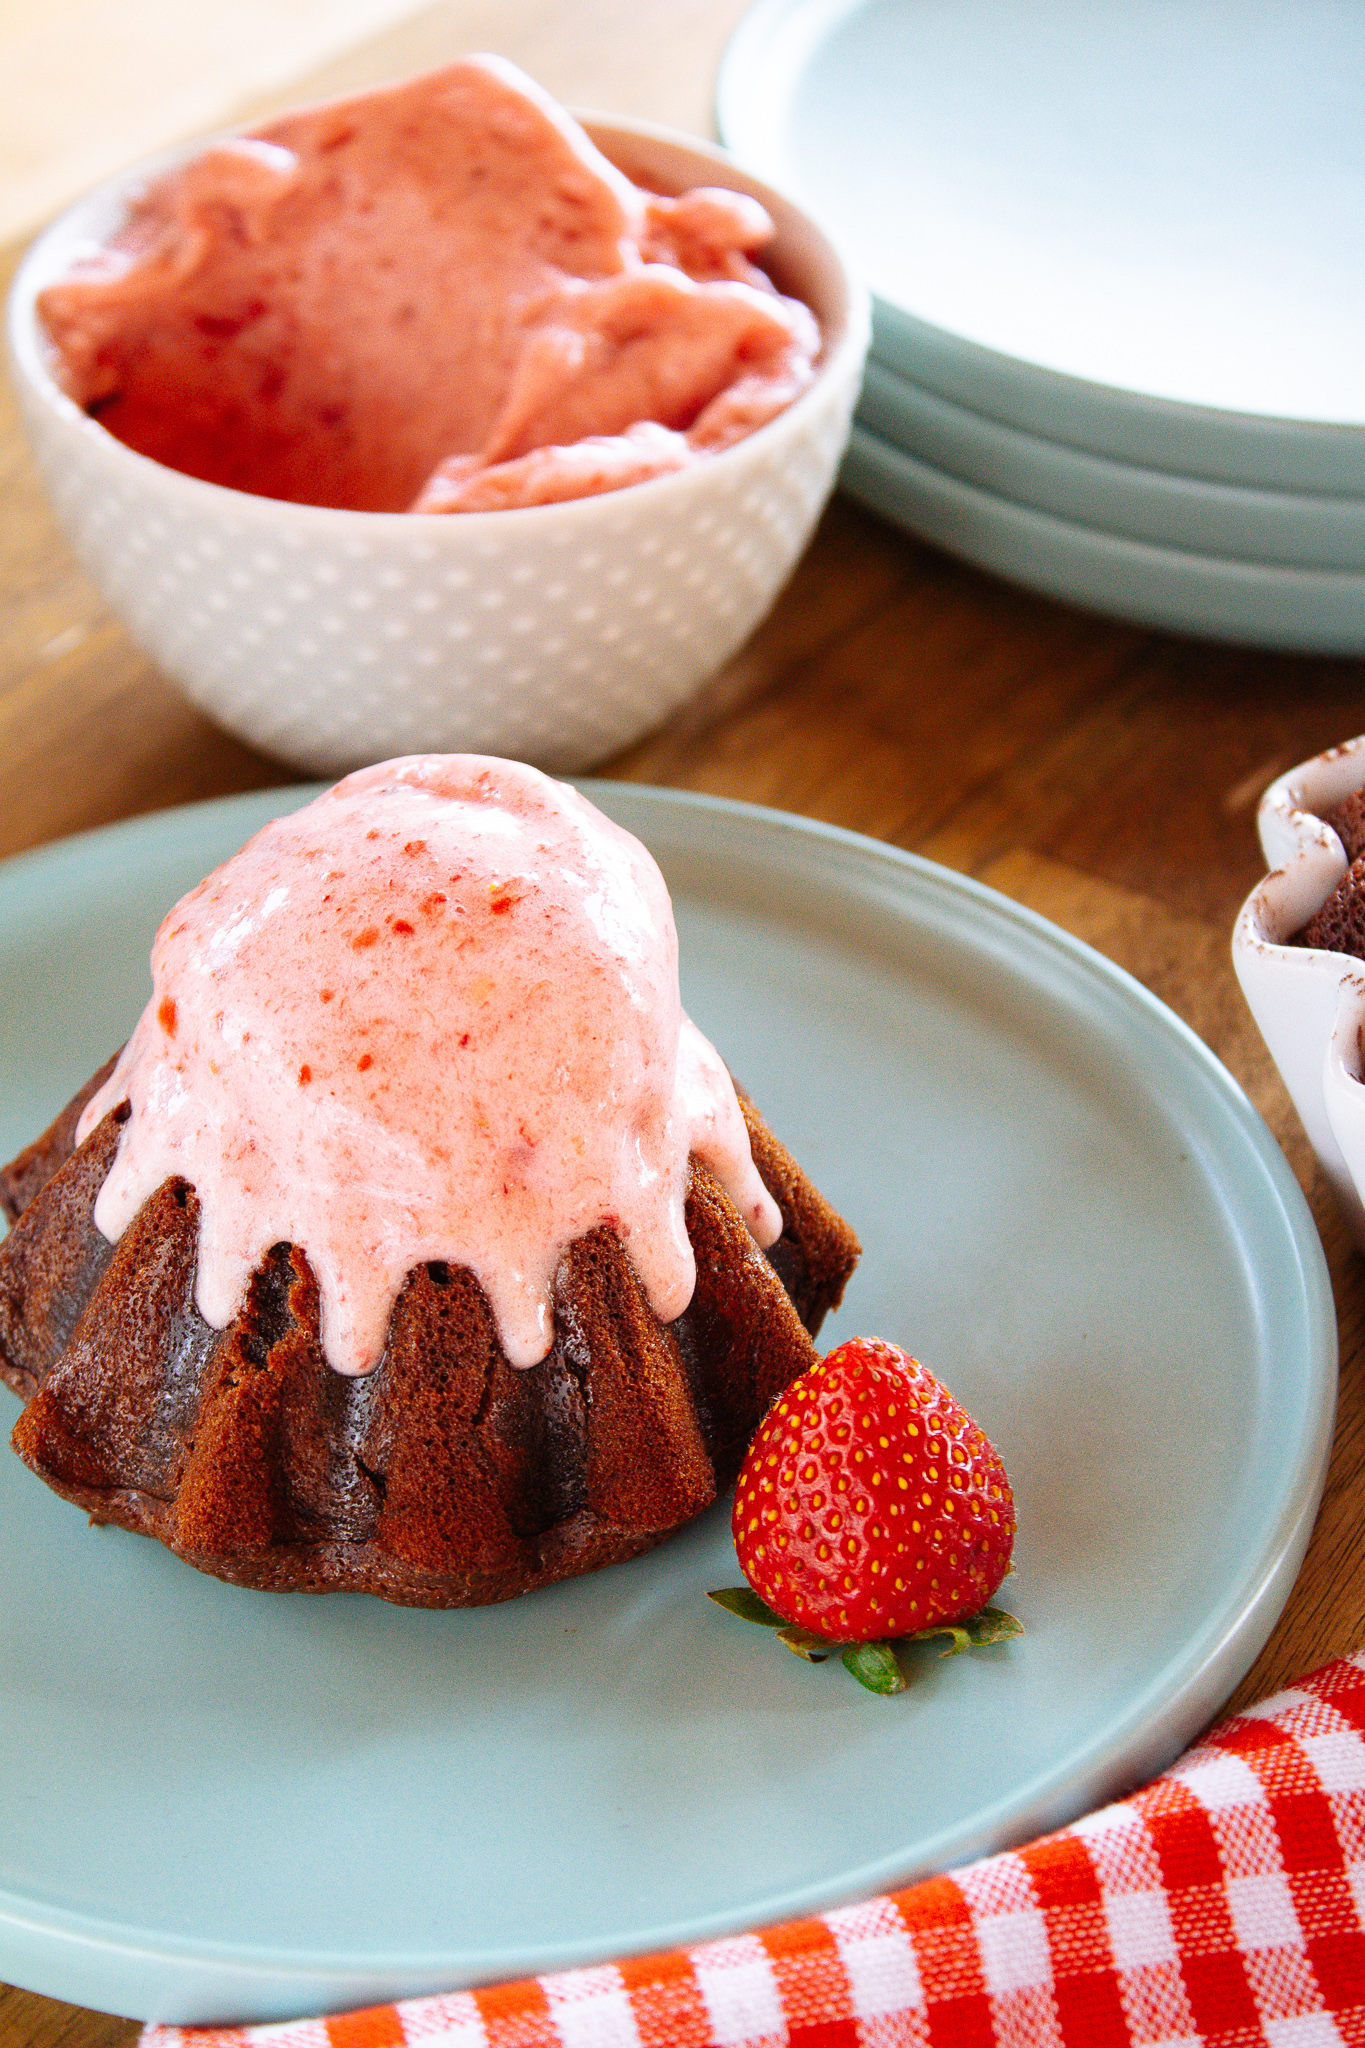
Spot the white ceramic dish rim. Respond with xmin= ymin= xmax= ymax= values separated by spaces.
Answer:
xmin=0 ymin=781 xmax=1338 ymax=2019
xmin=856 ymin=357 xmax=1365 ymax=574
xmin=716 ymin=0 xmax=1365 ymax=496
xmin=6 ymin=108 xmax=870 ymax=540
xmin=1233 ymin=737 xmax=1365 ymax=1244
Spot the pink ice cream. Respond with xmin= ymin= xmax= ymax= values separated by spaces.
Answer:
xmin=38 ymin=57 xmax=820 ymax=513
xmin=75 ymin=756 xmax=782 ymax=1375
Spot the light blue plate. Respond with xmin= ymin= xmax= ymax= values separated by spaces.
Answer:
xmin=857 ymin=359 xmax=1365 ymax=575
xmin=0 ymin=785 xmax=1336 ymax=2024
xmin=718 ymin=0 xmax=1365 ymax=494
xmin=841 ymin=420 xmax=1365 ymax=652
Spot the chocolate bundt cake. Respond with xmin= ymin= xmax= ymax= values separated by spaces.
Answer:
xmin=0 ymin=757 xmax=859 ymax=1606
xmin=0 ymin=1067 xmax=856 ymax=1606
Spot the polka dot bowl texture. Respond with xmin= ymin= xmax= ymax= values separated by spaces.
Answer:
xmin=6 ymin=115 xmax=869 ymax=775
xmin=1234 ymin=735 xmax=1365 ymax=1247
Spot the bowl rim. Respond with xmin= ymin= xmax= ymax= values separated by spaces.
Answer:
xmin=5 ymin=103 xmax=871 ymax=534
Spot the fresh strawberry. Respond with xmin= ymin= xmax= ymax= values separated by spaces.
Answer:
xmin=712 ymin=1338 xmax=1019 ymax=1692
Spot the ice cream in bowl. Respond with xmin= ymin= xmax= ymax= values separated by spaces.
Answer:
xmin=7 ymin=56 xmax=868 ymax=773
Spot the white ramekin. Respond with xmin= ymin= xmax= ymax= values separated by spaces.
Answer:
xmin=1234 ymin=734 xmax=1365 ymax=1243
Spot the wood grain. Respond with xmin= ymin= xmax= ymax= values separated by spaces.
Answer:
xmin=2 ymin=3 xmax=1365 ymax=2038
xmin=0 ymin=0 xmax=429 ymax=243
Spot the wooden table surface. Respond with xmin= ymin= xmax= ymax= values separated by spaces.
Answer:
xmin=3 ymin=3 xmax=1364 ymax=2040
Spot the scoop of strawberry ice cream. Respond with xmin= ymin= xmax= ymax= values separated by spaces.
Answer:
xmin=39 ymin=56 xmax=820 ymax=513
xmin=77 ymin=755 xmax=782 ymax=1374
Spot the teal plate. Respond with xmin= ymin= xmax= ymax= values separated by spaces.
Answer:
xmin=716 ymin=0 xmax=1365 ymax=492
xmin=0 ymin=784 xmax=1336 ymax=2024
xmin=839 ymin=421 xmax=1365 ymax=655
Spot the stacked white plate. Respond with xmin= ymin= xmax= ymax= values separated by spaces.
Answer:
xmin=717 ymin=0 xmax=1365 ymax=651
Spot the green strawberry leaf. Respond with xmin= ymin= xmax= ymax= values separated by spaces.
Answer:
xmin=970 ymin=1605 xmax=1023 ymax=1638
xmin=903 ymin=1605 xmax=1025 ymax=1656
xmin=778 ymin=1623 xmax=837 ymax=1661
xmin=842 ymin=1640 xmax=908 ymax=1694
xmin=968 ymin=1604 xmax=1026 ymax=1645
xmin=708 ymin=1586 xmax=786 ymax=1627
xmin=710 ymin=1586 xmax=1024 ymax=1688
xmin=920 ymin=1622 xmax=974 ymax=1656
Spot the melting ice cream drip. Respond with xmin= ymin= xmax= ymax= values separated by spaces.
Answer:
xmin=78 ymin=755 xmax=781 ymax=1372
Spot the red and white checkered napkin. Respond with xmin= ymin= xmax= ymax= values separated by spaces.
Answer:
xmin=144 ymin=1652 xmax=1365 ymax=2048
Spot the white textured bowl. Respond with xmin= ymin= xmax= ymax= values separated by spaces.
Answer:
xmin=1234 ymin=735 xmax=1365 ymax=1242
xmin=6 ymin=115 xmax=868 ymax=775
